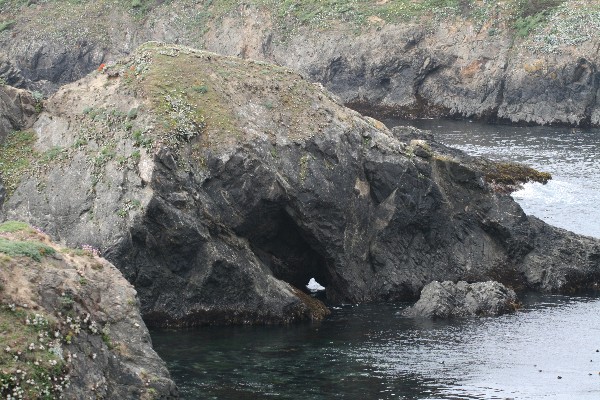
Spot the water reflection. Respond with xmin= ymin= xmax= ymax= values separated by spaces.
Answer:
xmin=152 ymin=304 xmax=454 ymax=399
xmin=152 ymin=294 xmax=600 ymax=399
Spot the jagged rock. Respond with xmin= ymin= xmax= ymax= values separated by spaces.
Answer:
xmin=402 ymin=281 xmax=519 ymax=318
xmin=0 ymin=85 xmax=39 ymax=141
xmin=2 ymin=43 xmax=600 ymax=328
xmin=0 ymin=221 xmax=177 ymax=399
xmin=0 ymin=52 xmax=25 ymax=88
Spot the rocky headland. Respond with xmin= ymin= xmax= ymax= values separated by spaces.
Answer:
xmin=0 ymin=42 xmax=599 ymax=331
xmin=1 ymin=0 xmax=600 ymax=126
xmin=0 ymin=221 xmax=177 ymax=399
xmin=1 ymin=2 xmax=600 ymax=396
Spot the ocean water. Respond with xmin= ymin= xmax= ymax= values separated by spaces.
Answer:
xmin=151 ymin=120 xmax=600 ymax=399
xmin=400 ymin=119 xmax=600 ymax=239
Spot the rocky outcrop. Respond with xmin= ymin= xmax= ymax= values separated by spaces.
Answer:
xmin=2 ymin=43 xmax=600 ymax=327
xmin=0 ymin=85 xmax=39 ymax=141
xmin=0 ymin=221 xmax=177 ymax=399
xmin=1 ymin=1 xmax=599 ymax=126
xmin=0 ymin=52 xmax=26 ymax=88
xmin=402 ymin=280 xmax=519 ymax=318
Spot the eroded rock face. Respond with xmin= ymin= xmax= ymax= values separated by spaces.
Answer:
xmin=2 ymin=43 xmax=600 ymax=327
xmin=1 ymin=2 xmax=600 ymax=126
xmin=0 ymin=52 xmax=26 ymax=88
xmin=0 ymin=85 xmax=38 ymax=141
xmin=0 ymin=222 xmax=177 ymax=399
xmin=402 ymin=281 xmax=519 ymax=318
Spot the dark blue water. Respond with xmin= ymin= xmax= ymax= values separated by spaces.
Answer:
xmin=151 ymin=120 xmax=600 ymax=399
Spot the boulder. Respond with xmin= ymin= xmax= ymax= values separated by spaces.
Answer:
xmin=402 ymin=280 xmax=519 ymax=318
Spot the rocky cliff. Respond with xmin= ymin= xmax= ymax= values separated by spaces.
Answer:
xmin=0 ymin=85 xmax=39 ymax=141
xmin=0 ymin=221 xmax=177 ymax=399
xmin=2 ymin=42 xmax=599 ymax=328
xmin=1 ymin=0 xmax=599 ymax=126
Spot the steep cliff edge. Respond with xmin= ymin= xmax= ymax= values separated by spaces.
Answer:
xmin=0 ymin=221 xmax=177 ymax=399
xmin=1 ymin=0 xmax=599 ymax=126
xmin=2 ymin=43 xmax=599 ymax=328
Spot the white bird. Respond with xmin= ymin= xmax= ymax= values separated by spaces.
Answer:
xmin=306 ymin=278 xmax=325 ymax=292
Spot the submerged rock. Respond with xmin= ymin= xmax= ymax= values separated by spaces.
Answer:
xmin=0 ymin=221 xmax=177 ymax=399
xmin=402 ymin=281 xmax=519 ymax=318
xmin=1 ymin=43 xmax=600 ymax=327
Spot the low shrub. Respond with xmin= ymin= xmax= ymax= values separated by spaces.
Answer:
xmin=0 ymin=238 xmax=55 ymax=261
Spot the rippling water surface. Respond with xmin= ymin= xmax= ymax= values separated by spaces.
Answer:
xmin=152 ymin=295 xmax=600 ymax=399
xmin=151 ymin=120 xmax=600 ymax=399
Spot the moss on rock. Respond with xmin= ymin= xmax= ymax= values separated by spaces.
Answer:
xmin=483 ymin=161 xmax=551 ymax=189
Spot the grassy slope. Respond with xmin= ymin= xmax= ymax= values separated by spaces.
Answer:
xmin=0 ymin=221 xmax=103 ymax=399
xmin=93 ymin=42 xmax=342 ymax=152
xmin=2 ymin=0 xmax=600 ymax=48
xmin=0 ymin=42 xmax=344 ymax=201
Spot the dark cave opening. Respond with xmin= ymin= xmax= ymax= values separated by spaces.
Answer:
xmin=235 ymin=202 xmax=331 ymax=295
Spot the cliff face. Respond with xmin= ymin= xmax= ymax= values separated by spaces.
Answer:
xmin=0 ymin=85 xmax=39 ymax=141
xmin=1 ymin=1 xmax=599 ymax=126
xmin=2 ymin=43 xmax=599 ymax=328
xmin=0 ymin=221 xmax=177 ymax=399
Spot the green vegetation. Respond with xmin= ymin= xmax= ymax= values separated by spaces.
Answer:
xmin=31 ymin=90 xmax=44 ymax=113
xmin=132 ymin=129 xmax=152 ymax=148
xmin=0 ymin=226 xmax=122 ymax=398
xmin=0 ymin=222 xmax=55 ymax=261
xmin=41 ymin=146 xmax=65 ymax=163
xmin=512 ymin=0 xmax=566 ymax=38
xmin=0 ymin=306 xmax=68 ymax=399
xmin=0 ymin=130 xmax=36 ymax=195
xmin=188 ymin=0 xmax=568 ymax=38
xmin=528 ymin=2 xmax=600 ymax=53
xmin=0 ymin=0 xmax=593 ymax=54
xmin=0 ymin=237 xmax=55 ymax=261
xmin=119 ymin=42 xmax=241 ymax=148
xmin=192 ymin=84 xmax=209 ymax=94
xmin=0 ymin=19 xmax=14 ymax=32
xmin=0 ymin=220 xmax=31 ymax=233
xmin=483 ymin=161 xmax=552 ymax=188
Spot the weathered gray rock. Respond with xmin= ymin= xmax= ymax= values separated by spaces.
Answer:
xmin=0 ymin=223 xmax=177 ymax=399
xmin=0 ymin=52 xmax=26 ymax=88
xmin=2 ymin=2 xmax=600 ymax=126
xmin=0 ymin=85 xmax=38 ymax=141
xmin=402 ymin=281 xmax=519 ymax=318
xmin=2 ymin=43 xmax=600 ymax=328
